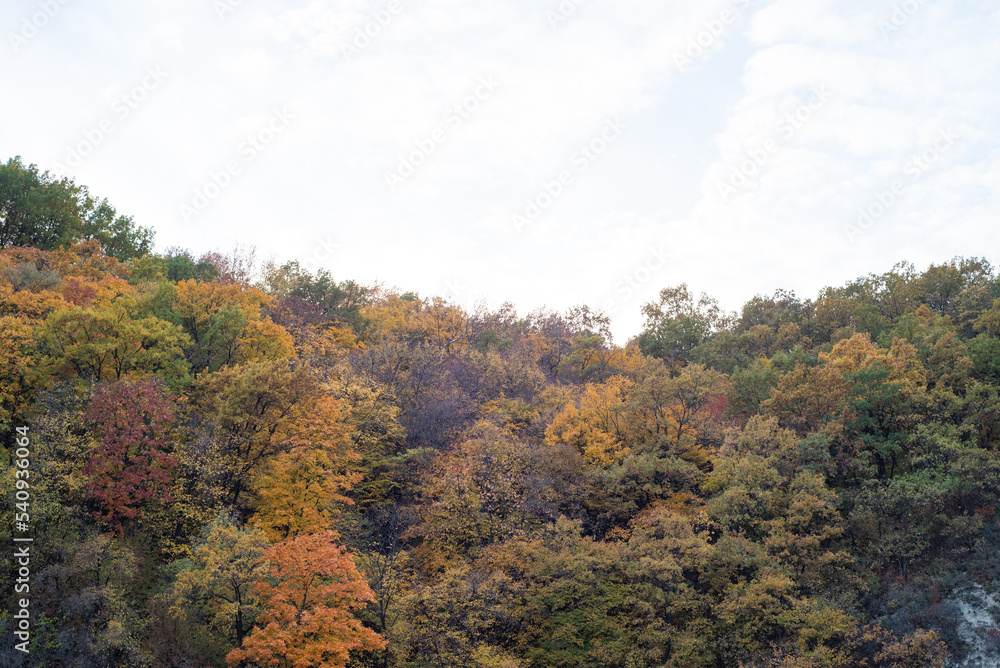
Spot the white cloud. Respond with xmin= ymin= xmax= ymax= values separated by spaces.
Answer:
xmin=0 ymin=0 xmax=997 ymax=341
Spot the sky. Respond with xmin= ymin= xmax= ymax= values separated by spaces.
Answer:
xmin=3 ymin=0 xmax=999 ymax=342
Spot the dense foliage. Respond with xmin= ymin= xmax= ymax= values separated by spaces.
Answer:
xmin=0 ymin=157 xmax=154 ymax=261
xmin=2 ymin=166 xmax=1000 ymax=667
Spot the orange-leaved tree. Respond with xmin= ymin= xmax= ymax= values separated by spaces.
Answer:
xmin=226 ymin=530 xmax=386 ymax=668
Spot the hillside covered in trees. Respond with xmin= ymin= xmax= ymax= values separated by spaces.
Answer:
xmin=3 ymin=159 xmax=1000 ymax=667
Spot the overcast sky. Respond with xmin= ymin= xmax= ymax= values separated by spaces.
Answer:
xmin=3 ymin=0 xmax=998 ymax=341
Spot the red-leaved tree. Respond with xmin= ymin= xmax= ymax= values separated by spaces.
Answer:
xmin=84 ymin=377 xmax=178 ymax=531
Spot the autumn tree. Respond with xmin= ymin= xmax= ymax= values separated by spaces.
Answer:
xmin=544 ymin=375 xmax=632 ymax=466
xmin=36 ymin=293 xmax=191 ymax=387
xmin=882 ymin=305 xmax=973 ymax=392
xmin=192 ymin=361 xmax=356 ymax=516
xmin=391 ymin=558 xmax=525 ymax=668
xmin=763 ymin=334 xmax=927 ymax=479
xmin=408 ymin=420 xmax=594 ymax=570
xmin=170 ymin=278 xmax=295 ymax=372
xmin=197 ymin=242 xmax=264 ymax=287
xmin=736 ymin=290 xmax=807 ymax=333
xmin=0 ymin=313 xmax=39 ymax=433
xmin=830 ymin=335 xmax=926 ymax=479
xmin=522 ymin=307 xmax=577 ymax=377
xmin=2 ymin=196 xmax=998 ymax=668
xmin=82 ymin=378 xmax=178 ymax=532
xmin=706 ymin=417 xmax=853 ymax=592
xmin=326 ymin=371 xmax=408 ymax=508
xmin=918 ymin=256 xmax=995 ymax=327
xmin=168 ymin=515 xmax=270 ymax=659
xmin=842 ymin=623 xmax=948 ymax=667
xmin=251 ymin=395 xmax=361 ymax=540
xmin=518 ymin=517 xmax=666 ymax=667
xmin=847 ymin=425 xmax=1000 ymax=580
xmin=79 ymin=196 xmax=155 ymax=261
xmin=227 ymin=531 xmax=386 ymax=668
xmin=469 ymin=345 xmax=546 ymax=404
xmin=410 ymin=422 xmax=546 ymax=568
xmin=727 ymin=358 xmax=781 ymax=419
xmin=624 ymin=359 xmax=730 ymax=468
xmin=556 ymin=334 xmax=645 ymax=384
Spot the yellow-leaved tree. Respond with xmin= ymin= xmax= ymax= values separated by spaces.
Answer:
xmin=544 ymin=375 xmax=632 ymax=466
xmin=172 ymin=278 xmax=295 ymax=372
xmin=250 ymin=394 xmax=361 ymax=541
